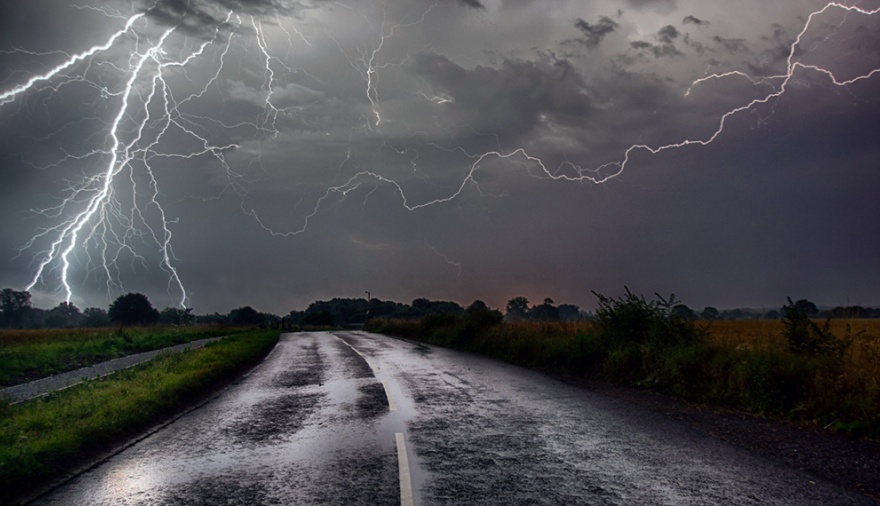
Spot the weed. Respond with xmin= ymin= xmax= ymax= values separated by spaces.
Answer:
xmin=782 ymin=297 xmax=854 ymax=357
xmin=369 ymin=290 xmax=880 ymax=440
xmin=592 ymin=287 xmax=701 ymax=349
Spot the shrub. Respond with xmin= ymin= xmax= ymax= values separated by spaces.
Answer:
xmin=591 ymin=288 xmax=700 ymax=350
xmin=782 ymin=297 xmax=853 ymax=357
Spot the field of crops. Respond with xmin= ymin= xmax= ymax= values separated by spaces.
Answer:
xmin=368 ymin=315 xmax=880 ymax=438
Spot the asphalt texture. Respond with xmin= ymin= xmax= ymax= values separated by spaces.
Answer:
xmin=28 ymin=332 xmax=875 ymax=505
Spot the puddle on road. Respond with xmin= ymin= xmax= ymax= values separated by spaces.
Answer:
xmin=32 ymin=333 xmax=421 ymax=506
xmin=226 ymin=391 xmax=325 ymax=446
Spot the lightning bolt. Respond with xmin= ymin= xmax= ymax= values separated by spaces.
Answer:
xmin=294 ymin=1 xmax=880 ymax=211
xmin=0 ymin=13 xmax=145 ymax=107
xmin=1 ymin=2 xmax=877 ymax=308
xmin=4 ymin=8 xmax=251 ymax=307
xmin=331 ymin=2 xmax=437 ymax=126
xmin=426 ymin=242 xmax=462 ymax=279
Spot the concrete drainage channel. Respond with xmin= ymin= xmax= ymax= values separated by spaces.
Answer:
xmin=1 ymin=336 xmax=227 ymax=404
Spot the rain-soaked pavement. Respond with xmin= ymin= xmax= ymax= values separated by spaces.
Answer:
xmin=31 ymin=331 xmax=873 ymax=505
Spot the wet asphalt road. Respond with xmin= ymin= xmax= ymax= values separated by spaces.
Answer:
xmin=32 ymin=332 xmax=873 ymax=505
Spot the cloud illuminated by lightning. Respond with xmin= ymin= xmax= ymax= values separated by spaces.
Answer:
xmin=285 ymin=1 xmax=880 ymax=212
xmin=5 ymin=8 xmax=249 ymax=307
xmin=1 ymin=2 xmax=878 ymax=308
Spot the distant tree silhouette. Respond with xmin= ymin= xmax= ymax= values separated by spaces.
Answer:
xmin=505 ymin=296 xmax=530 ymax=321
xmin=672 ymin=304 xmax=697 ymax=320
xmin=462 ymin=300 xmax=503 ymax=334
xmin=531 ymin=297 xmax=560 ymax=322
xmin=108 ymin=293 xmax=160 ymax=326
xmin=412 ymin=298 xmax=432 ymax=312
xmin=290 ymin=297 xmax=423 ymax=326
xmin=303 ymin=310 xmax=334 ymax=327
xmin=82 ymin=307 xmax=111 ymax=327
xmin=45 ymin=302 xmax=82 ymax=328
xmin=229 ymin=306 xmax=263 ymax=326
xmin=160 ymin=307 xmax=195 ymax=326
xmin=0 ymin=288 xmax=32 ymax=328
xmin=828 ymin=306 xmax=866 ymax=319
xmin=792 ymin=299 xmax=819 ymax=317
xmin=700 ymin=307 xmax=720 ymax=320
xmin=557 ymin=304 xmax=582 ymax=322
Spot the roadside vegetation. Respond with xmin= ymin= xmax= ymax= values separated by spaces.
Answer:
xmin=366 ymin=291 xmax=880 ymax=440
xmin=0 ymin=326 xmax=249 ymax=387
xmin=0 ymin=329 xmax=279 ymax=503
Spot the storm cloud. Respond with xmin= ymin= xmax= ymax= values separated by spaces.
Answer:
xmin=572 ymin=16 xmax=620 ymax=49
xmin=0 ymin=0 xmax=878 ymax=314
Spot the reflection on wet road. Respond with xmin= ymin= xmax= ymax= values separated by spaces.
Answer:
xmin=33 ymin=332 xmax=872 ymax=505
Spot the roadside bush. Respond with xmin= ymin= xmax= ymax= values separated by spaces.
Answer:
xmin=367 ymin=293 xmax=880 ymax=439
xmin=782 ymin=297 xmax=853 ymax=357
xmin=591 ymin=288 xmax=701 ymax=350
xmin=456 ymin=305 xmax=503 ymax=346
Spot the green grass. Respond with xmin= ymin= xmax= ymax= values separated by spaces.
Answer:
xmin=0 ymin=329 xmax=279 ymax=503
xmin=0 ymin=326 xmax=250 ymax=387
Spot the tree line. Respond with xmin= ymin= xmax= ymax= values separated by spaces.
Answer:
xmin=0 ymin=288 xmax=276 ymax=329
xmin=2 ymin=286 xmax=878 ymax=330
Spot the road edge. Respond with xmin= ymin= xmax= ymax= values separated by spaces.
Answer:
xmin=11 ymin=335 xmax=283 ymax=506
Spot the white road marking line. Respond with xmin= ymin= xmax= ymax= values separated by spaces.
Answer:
xmin=334 ymin=334 xmax=379 ymax=372
xmin=332 ymin=334 xmax=396 ymax=412
xmin=396 ymin=432 xmax=414 ymax=506
xmin=382 ymin=380 xmax=398 ymax=412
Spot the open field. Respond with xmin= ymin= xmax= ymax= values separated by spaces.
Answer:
xmin=0 ymin=326 xmax=249 ymax=387
xmin=367 ymin=317 xmax=880 ymax=439
xmin=0 ymin=329 xmax=280 ymax=503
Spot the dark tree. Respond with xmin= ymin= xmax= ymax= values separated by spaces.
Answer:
xmin=0 ymin=288 xmax=33 ymax=328
xmin=828 ymin=306 xmax=867 ymax=319
xmin=505 ymin=296 xmax=530 ymax=321
xmin=792 ymin=299 xmax=819 ymax=317
xmin=467 ymin=300 xmax=489 ymax=312
xmin=412 ymin=298 xmax=432 ymax=312
xmin=720 ymin=308 xmax=745 ymax=320
xmin=108 ymin=293 xmax=160 ymax=326
xmin=557 ymin=304 xmax=582 ymax=322
xmin=531 ymin=297 xmax=560 ymax=322
xmin=700 ymin=307 xmax=720 ymax=320
xmin=82 ymin=307 xmax=111 ymax=327
xmin=45 ymin=302 xmax=82 ymax=328
xmin=672 ymin=304 xmax=697 ymax=320
xmin=463 ymin=300 xmax=503 ymax=330
xmin=303 ymin=310 xmax=334 ymax=327
xmin=160 ymin=307 xmax=195 ymax=326
xmin=197 ymin=312 xmax=228 ymax=325
xmin=229 ymin=306 xmax=263 ymax=326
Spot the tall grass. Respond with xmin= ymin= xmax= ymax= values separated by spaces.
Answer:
xmin=0 ymin=329 xmax=279 ymax=503
xmin=0 ymin=326 xmax=248 ymax=387
xmin=367 ymin=314 xmax=880 ymax=439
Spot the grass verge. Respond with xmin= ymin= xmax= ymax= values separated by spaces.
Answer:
xmin=0 ymin=326 xmax=251 ymax=387
xmin=366 ymin=300 xmax=879 ymax=440
xmin=0 ymin=329 xmax=279 ymax=503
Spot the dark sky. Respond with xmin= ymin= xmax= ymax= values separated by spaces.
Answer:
xmin=1 ymin=0 xmax=878 ymax=314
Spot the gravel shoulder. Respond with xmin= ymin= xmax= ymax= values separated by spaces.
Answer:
xmin=563 ymin=377 xmax=880 ymax=504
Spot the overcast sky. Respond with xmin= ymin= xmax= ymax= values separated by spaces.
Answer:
xmin=1 ymin=0 xmax=878 ymax=314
